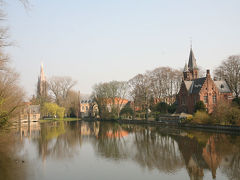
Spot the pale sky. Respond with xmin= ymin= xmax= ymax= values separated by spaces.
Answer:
xmin=4 ymin=0 xmax=240 ymax=97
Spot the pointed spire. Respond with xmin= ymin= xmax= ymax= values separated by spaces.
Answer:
xmin=40 ymin=63 xmax=45 ymax=82
xmin=188 ymin=48 xmax=197 ymax=70
xmin=183 ymin=62 xmax=188 ymax=72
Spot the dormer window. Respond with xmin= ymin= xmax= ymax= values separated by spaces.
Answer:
xmin=220 ymin=84 xmax=224 ymax=89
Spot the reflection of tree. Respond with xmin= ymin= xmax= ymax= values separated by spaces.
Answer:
xmin=0 ymin=132 xmax=27 ymax=180
xmin=17 ymin=120 xmax=240 ymax=180
xmin=133 ymin=127 xmax=184 ymax=173
xmin=217 ymin=135 xmax=240 ymax=180
xmin=94 ymin=122 xmax=128 ymax=160
xmin=35 ymin=121 xmax=83 ymax=161
xmin=175 ymin=135 xmax=206 ymax=180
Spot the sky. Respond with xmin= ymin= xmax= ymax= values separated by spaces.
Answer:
xmin=4 ymin=0 xmax=240 ymax=97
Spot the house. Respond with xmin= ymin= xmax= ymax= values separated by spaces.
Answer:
xmin=176 ymin=48 xmax=232 ymax=114
xmin=20 ymin=103 xmax=41 ymax=122
xmin=80 ymin=99 xmax=95 ymax=118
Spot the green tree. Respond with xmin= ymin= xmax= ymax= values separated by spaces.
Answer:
xmin=120 ymin=102 xmax=133 ymax=118
xmin=57 ymin=107 xmax=65 ymax=119
xmin=154 ymin=102 xmax=168 ymax=114
xmin=42 ymin=103 xmax=65 ymax=119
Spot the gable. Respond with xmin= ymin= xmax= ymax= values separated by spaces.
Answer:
xmin=214 ymin=81 xmax=231 ymax=93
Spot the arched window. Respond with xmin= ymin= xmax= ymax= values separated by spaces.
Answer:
xmin=212 ymin=94 xmax=217 ymax=104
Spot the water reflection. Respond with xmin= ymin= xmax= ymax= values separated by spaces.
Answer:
xmin=0 ymin=131 xmax=26 ymax=180
xmin=2 ymin=121 xmax=240 ymax=180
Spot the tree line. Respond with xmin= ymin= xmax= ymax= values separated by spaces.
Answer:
xmin=31 ymin=76 xmax=79 ymax=119
xmin=92 ymin=67 xmax=183 ymax=120
xmin=0 ymin=1 xmax=27 ymax=126
xmin=92 ymin=55 xmax=240 ymax=120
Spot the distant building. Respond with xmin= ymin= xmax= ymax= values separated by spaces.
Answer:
xmin=80 ymin=99 xmax=98 ymax=118
xmin=176 ymin=48 xmax=232 ymax=114
xmin=105 ymin=97 xmax=129 ymax=112
xmin=20 ymin=103 xmax=41 ymax=122
xmin=37 ymin=63 xmax=47 ymax=98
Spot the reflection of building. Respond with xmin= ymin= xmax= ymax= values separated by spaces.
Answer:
xmin=18 ymin=121 xmax=41 ymax=140
xmin=20 ymin=103 xmax=41 ymax=122
xmin=202 ymin=136 xmax=221 ymax=179
xmin=106 ymin=130 xmax=128 ymax=138
xmin=80 ymin=122 xmax=99 ymax=136
xmin=177 ymin=48 xmax=232 ymax=114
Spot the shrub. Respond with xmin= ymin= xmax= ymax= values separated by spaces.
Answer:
xmin=168 ymin=104 xmax=177 ymax=114
xmin=211 ymin=100 xmax=240 ymax=125
xmin=194 ymin=101 xmax=206 ymax=112
xmin=193 ymin=111 xmax=212 ymax=124
xmin=226 ymin=106 xmax=240 ymax=125
xmin=232 ymin=97 xmax=240 ymax=106
xmin=154 ymin=102 xmax=168 ymax=114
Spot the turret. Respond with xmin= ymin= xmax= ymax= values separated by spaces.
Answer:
xmin=183 ymin=48 xmax=199 ymax=80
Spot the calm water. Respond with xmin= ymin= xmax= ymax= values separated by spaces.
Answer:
xmin=0 ymin=121 xmax=240 ymax=180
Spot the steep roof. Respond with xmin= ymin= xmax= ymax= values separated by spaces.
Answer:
xmin=214 ymin=81 xmax=231 ymax=93
xmin=188 ymin=48 xmax=198 ymax=70
xmin=191 ymin=77 xmax=206 ymax=94
xmin=184 ymin=77 xmax=206 ymax=94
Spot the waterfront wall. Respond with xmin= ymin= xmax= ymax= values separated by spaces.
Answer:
xmin=116 ymin=119 xmax=240 ymax=133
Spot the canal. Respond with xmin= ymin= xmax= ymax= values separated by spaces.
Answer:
xmin=0 ymin=121 xmax=239 ymax=180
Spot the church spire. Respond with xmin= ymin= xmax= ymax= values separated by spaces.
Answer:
xmin=40 ymin=63 xmax=45 ymax=82
xmin=183 ymin=62 xmax=188 ymax=72
xmin=188 ymin=48 xmax=197 ymax=70
xmin=37 ymin=63 xmax=47 ymax=98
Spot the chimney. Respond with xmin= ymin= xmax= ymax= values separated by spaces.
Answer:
xmin=206 ymin=69 xmax=210 ymax=78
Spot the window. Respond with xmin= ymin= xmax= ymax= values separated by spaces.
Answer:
xmin=86 ymin=106 xmax=89 ymax=110
xmin=213 ymin=95 xmax=217 ymax=104
xmin=204 ymin=96 xmax=208 ymax=104
xmin=82 ymin=106 xmax=85 ymax=111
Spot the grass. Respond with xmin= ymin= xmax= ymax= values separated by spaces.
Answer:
xmin=39 ymin=117 xmax=81 ymax=123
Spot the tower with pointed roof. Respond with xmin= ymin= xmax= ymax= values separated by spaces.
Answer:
xmin=177 ymin=47 xmax=232 ymax=114
xmin=37 ymin=63 xmax=47 ymax=98
xmin=183 ymin=48 xmax=199 ymax=80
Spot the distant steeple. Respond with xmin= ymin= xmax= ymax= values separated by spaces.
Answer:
xmin=188 ymin=48 xmax=197 ymax=70
xmin=40 ymin=63 xmax=46 ymax=82
xmin=183 ymin=62 xmax=188 ymax=72
xmin=183 ymin=47 xmax=199 ymax=81
xmin=37 ymin=63 xmax=47 ymax=99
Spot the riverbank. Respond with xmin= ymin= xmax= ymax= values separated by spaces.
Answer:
xmin=37 ymin=117 xmax=240 ymax=134
xmin=39 ymin=117 xmax=81 ymax=123
xmin=115 ymin=119 xmax=240 ymax=134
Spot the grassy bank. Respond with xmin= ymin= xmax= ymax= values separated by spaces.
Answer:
xmin=40 ymin=117 xmax=81 ymax=123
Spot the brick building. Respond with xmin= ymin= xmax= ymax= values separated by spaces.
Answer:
xmin=176 ymin=48 xmax=232 ymax=114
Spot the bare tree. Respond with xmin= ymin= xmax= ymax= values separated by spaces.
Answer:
xmin=148 ymin=67 xmax=182 ymax=104
xmin=0 ymin=68 xmax=24 ymax=123
xmin=128 ymin=73 xmax=152 ymax=120
xmin=214 ymin=55 xmax=240 ymax=98
xmin=48 ymin=76 xmax=77 ymax=106
xmin=91 ymin=81 xmax=129 ymax=119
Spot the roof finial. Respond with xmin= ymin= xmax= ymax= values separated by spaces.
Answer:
xmin=190 ymin=37 xmax=192 ymax=49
